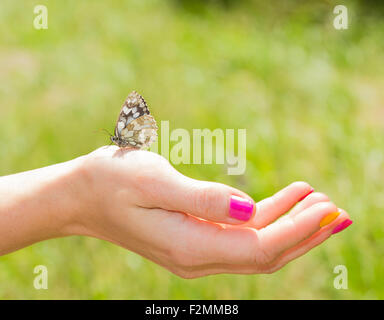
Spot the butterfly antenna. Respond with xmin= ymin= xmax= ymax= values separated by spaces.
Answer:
xmin=95 ymin=128 xmax=114 ymax=137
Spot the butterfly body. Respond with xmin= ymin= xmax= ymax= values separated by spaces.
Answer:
xmin=111 ymin=91 xmax=158 ymax=149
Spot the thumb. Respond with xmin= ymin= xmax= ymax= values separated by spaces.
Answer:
xmin=147 ymin=169 xmax=255 ymax=224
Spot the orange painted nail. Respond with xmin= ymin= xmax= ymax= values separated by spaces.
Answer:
xmin=320 ymin=212 xmax=340 ymax=228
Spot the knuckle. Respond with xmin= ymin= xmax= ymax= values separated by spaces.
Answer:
xmin=193 ymin=184 xmax=222 ymax=219
xmin=146 ymin=152 xmax=170 ymax=167
xmin=130 ymin=154 xmax=171 ymax=185
xmin=132 ymin=150 xmax=166 ymax=163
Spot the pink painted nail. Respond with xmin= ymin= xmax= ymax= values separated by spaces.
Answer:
xmin=229 ymin=195 xmax=254 ymax=221
xmin=298 ymin=188 xmax=314 ymax=202
xmin=332 ymin=219 xmax=353 ymax=235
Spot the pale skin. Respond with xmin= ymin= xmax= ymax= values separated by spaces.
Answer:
xmin=0 ymin=146 xmax=350 ymax=278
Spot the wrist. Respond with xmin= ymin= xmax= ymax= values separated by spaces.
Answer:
xmin=30 ymin=156 xmax=91 ymax=238
xmin=65 ymin=151 xmax=111 ymax=238
xmin=55 ymin=155 xmax=95 ymax=237
xmin=0 ymin=155 xmax=91 ymax=255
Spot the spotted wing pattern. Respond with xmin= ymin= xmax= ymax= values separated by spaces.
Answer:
xmin=112 ymin=91 xmax=158 ymax=148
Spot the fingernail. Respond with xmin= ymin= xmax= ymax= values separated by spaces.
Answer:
xmin=332 ymin=219 xmax=353 ymax=235
xmin=298 ymin=188 xmax=314 ymax=202
xmin=229 ymin=195 xmax=254 ymax=221
xmin=320 ymin=212 xmax=340 ymax=228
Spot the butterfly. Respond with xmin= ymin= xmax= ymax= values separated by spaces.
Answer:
xmin=110 ymin=91 xmax=158 ymax=149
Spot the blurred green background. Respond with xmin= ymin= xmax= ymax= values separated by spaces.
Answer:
xmin=0 ymin=0 xmax=383 ymax=299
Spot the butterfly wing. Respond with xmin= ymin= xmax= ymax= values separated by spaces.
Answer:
xmin=123 ymin=114 xmax=158 ymax=148
xmin=113 ymin=91 xmax=158 ymax=148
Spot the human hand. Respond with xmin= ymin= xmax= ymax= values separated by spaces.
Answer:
xmin=69 ymin=146 xmax=352 ymax=278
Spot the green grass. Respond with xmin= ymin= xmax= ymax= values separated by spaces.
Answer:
xmin=0 ymin=0 xmax=383 ymax=299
